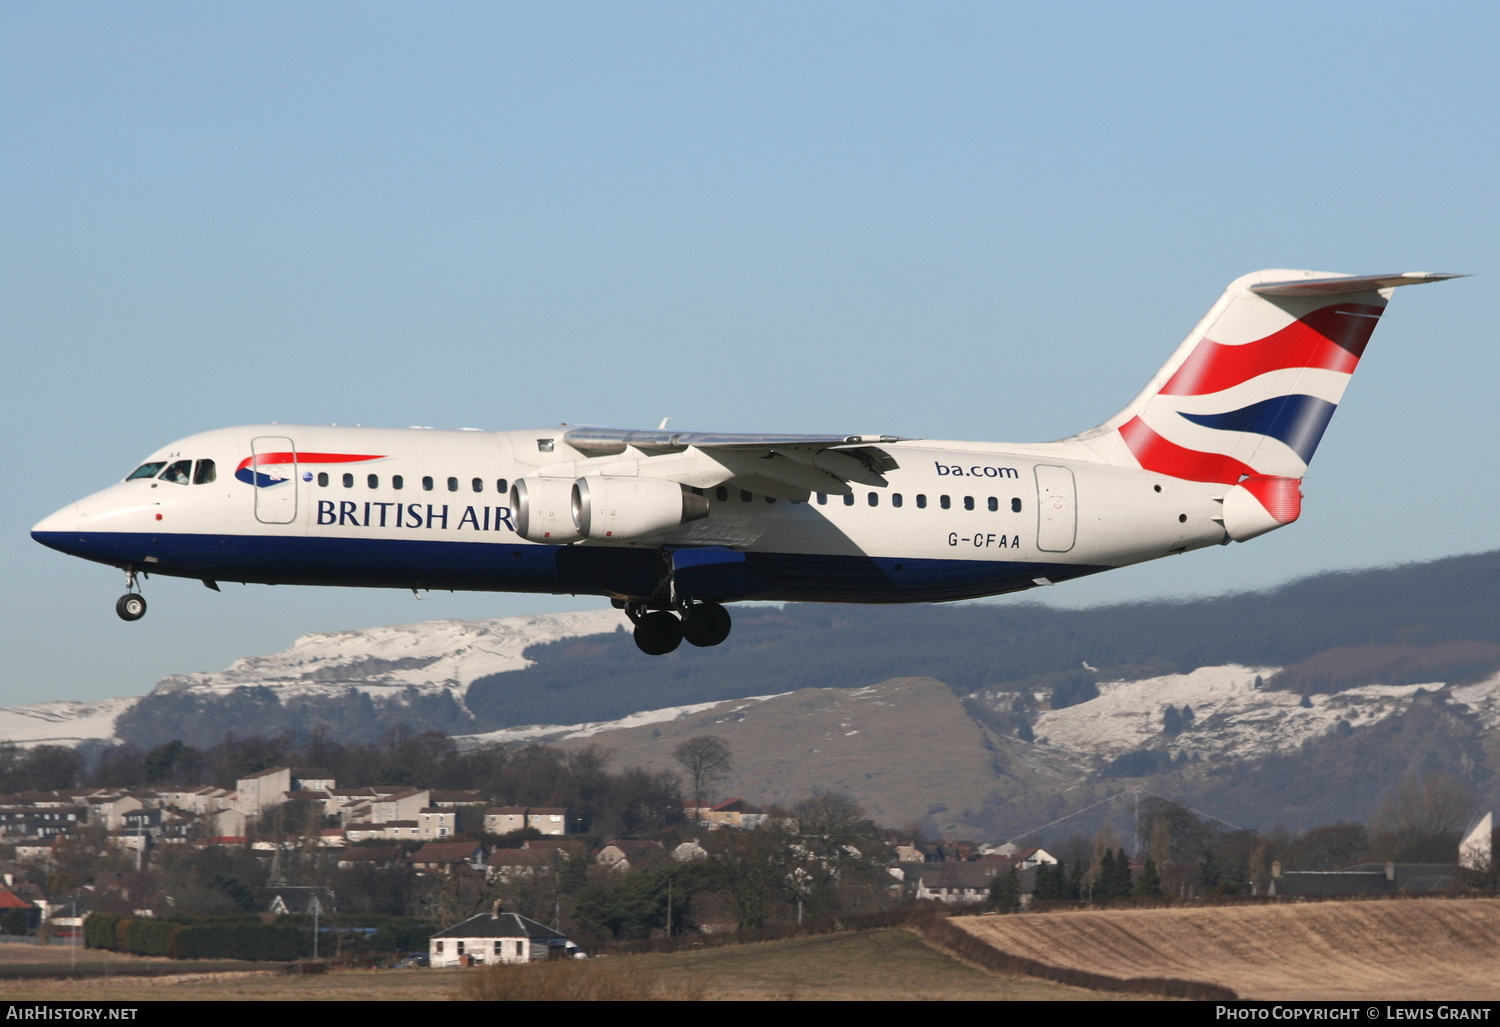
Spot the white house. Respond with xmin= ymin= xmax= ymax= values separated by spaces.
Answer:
xmin=429 ymin=910 xmax=579 ymax=966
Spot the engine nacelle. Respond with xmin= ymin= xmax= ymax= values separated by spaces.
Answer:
xmin=572 ymin=476 xmax=710 ymax=541
xmin=1221 ymin=476 xmax=1302 ymax=542
xmin=511 ymin=477 xmax=583 ymax=544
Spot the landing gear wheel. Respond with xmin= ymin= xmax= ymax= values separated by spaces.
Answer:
xmin=116 ymin=594 xmax=147 ymax=622
xmin=682 ymin=602 xmax=732 ymax=647
xmin=633 ymin=610 xmax=683 ymax=655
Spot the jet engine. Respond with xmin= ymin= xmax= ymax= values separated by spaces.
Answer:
xmin=572 ymin=476 xmax=710 ymax=541
xmin=511 ymin=477 xmax=583 ymax=544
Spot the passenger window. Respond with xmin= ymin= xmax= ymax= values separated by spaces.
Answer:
xmin=447 ymin=477 xmax=459 ymax=492
xmin=1012 ymin=497 xmax=1022 ymax=513
xmin=193 ymin=459 xmax=216 ymax=485
xmin=940 ymin=495 xmax=951 ymax=510
xmin=472 ymin=478 xmax=483 ymax=493
xmin=916 ymin=494 xmax=927 ymax=509
xmin=987 ymin=497 xmax=998 ymax=512
xmin=816 ymin=493 xmax=827 ymax=506
xmin=368 ymin=474 xmax=379 ymax=489
xmin=422 ymin=476 xmax=434 ymax=491
xmin=892 ymin=493 xmax=903 ymax=508
xmin=496 ymin=478 xmax=508 ymax=494
xmin=317 ymin=472 xmax=329 ymax=487
xmin=867 ymin=492 xmax=878 ymax=507
xmin=843 ymin=493 xmax=855 ymax=507
xmin=765 ymin=496 xmax=776 ymax=504
xmin=715 ymin=486 xmax=729 ymax=502
xmin=343 ymin=473 xmax=354 ymax=488
xmin=393 ymin=475 xmax=404 ymax=490
xmin=964 ymin=496 xmax=974 ymax=511
xmin=740 ymin=490 xmax=752 ymax=503
xmin=159 ymin=460 xmax=192 ymax=485
xmin=126 ymin=462 xmax=167 ymax=481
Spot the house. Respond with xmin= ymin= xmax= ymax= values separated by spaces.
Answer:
xmin=915 ymin=864 xmax=996 ymax=904
xmin=233 ymin=768 xmax=335 ymax=818
xmin=595 ymin=840 xmax=665 ymax=872
xmin=407 ymin=841 xmax=488 ymax=874
xmin=484 ymin=806 xmax=569 ymax=836
xmin=265 ymin=886 xmax=335 ymax=916
xmin=337 ymin=845 xmax=404 ymax=870
xmin=1267 ymin=861 xmax=1457 ymax=898
xmin=486 ymin=848 xmax=553 ymax=882
xmin=416 ymin=808 xmax=457 ymax=839
xmin=429 ymin=908 xmax=579 ymax=966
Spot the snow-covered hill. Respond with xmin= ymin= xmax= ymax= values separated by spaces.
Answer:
xmin=0 ymin=697 xmax=140 ymax=748
xmin=1032 ymin=664 xmax=1500 ymax=761
xmin=151 ymin=609 xmax=622 ymax=697
xmin=0 ymin=610 xmax=623 ymax=747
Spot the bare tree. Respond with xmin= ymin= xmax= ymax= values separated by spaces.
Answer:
xmin=1372 ymin=772 xmax=1475 ymax=862
xmin=673 ymin=735 xmax=732 ymax=816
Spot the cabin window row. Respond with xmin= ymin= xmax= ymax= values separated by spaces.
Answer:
xmin=815 ymin=492 xmax=1023 ymax=513
xmin=316 ymin=474 xmax=512 ymax=494
xmin=703 ymin=485 xmax=1022 ymax=513
xmin=308 ymin=474 xmax=1020 ymax=514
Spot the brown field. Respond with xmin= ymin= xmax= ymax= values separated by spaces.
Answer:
xmin=952 ymin=897 xmax=1500 ymax=1001
xmin=0 ymin=931 xmax=1129 ymax=1002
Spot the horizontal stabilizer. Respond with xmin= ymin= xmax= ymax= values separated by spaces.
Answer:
xmin=1248 ymin=272 xmax=1465 ymax=296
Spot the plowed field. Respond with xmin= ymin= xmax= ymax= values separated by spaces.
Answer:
xmin=953 ymin=898 xmax=1500 ymax=1000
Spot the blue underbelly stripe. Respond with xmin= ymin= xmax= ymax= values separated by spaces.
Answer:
xmin=30 ymin=530 xmax=1108 ymax=604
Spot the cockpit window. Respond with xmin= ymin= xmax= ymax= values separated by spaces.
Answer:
xmin=126 ymin=462 xmax=166 ymax=481
xmin=193 ymin=459 xmax=216 ymax=485
xmin=159 ymin=460 xmax=192 ymax=485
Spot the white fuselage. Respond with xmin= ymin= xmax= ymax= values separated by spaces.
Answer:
xmin=32 ymin=423 xmax=1228 ymax=605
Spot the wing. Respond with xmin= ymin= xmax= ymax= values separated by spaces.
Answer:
xmin=561 ymin=427 xmax=910 ymax=500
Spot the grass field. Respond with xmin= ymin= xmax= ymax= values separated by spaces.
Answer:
xmin=0 ymin=931 xmax=1125 ymax=1002
xmin=2 ymin=898 xmax=1493 ymax=1001
xmin=952 ymin=897 xmax=1500 ymax=1001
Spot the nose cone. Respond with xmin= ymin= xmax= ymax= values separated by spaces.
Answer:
xmin=31 ymin=502 xmax=83 ymax=553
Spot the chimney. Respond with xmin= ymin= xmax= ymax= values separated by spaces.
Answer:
xmin=1271 ymin=860 xmax=1282 ymax=879
xmin=492 ymin=899 xmax=504 ymax=918
xmin=1385 ymin=861 xmax=1395 ymax=882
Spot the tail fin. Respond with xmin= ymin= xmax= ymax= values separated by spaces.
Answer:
xmin=1072 ymin=270 xmax=1461 ymax=484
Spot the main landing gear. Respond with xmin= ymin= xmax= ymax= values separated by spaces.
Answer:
xmin=621 ymin=600 xmax=733 ymax=655
xmin=116 ymin=569 xmax=147 ymax=622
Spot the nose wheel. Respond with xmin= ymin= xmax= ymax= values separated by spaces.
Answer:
xmin=116 ymin=569 xmax=147 ymax=622
xmin=116 ymin=593 xmax=147 ymax=621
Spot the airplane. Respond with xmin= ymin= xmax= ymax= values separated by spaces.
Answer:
xmin=32 ymin=269 xmax=1461 ymax=655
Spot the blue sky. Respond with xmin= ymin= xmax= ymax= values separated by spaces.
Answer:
xmin=3 ymin=2 xmax=1495 ymax=707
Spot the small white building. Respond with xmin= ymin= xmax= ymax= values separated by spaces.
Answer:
xmin=429 ymin=910 xmax=579 ymax=966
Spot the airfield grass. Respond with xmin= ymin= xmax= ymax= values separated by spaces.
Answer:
xmin=5 ymin=897 xmax=1494 ymax=1001
xmin=0 ymin=929 xmax=1124 ymax=1002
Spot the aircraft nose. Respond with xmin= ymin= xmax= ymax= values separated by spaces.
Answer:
xmin=31 ymin=502 xmax=83 ymax=551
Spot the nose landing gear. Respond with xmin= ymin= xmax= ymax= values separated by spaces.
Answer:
xmin=116 ymin=569 xmax=147 ymax=622
xmin=621 ymin=600 xmax=733 ymax=655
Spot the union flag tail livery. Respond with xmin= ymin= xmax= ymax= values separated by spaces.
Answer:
xmin=1072 ymin=270 xmax=1460 ymax=540
xmin=33 ymin=269 xmax=1461 ymax=655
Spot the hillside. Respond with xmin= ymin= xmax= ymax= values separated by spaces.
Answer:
xmin=953 ymin=899 xmax=1500 ymax=1000
xmin=5 ymin=549 xmax=1499 ymax=837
